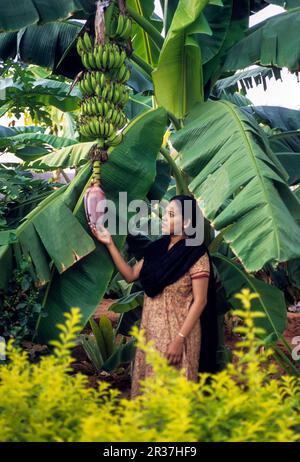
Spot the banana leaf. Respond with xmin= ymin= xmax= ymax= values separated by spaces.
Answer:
xmin=213 ymin=67 xmax=282 ymax=96
xmin=276 ymin=153 xmax=300 ymax=186
xmin=0 ymin=0 xmax=95 ymax=32
xmin=127 ymin=0 xmax=163 ymax=67
xmin=37 ymin=107 xmax=167 ymax=343
xmin=26 ymin=141 xmax=96 ymax=170
xmin=171 ymin=100 xmax=300 ymax=272
xmin=195 ymin=0 xmax=232 ymax=64
xmin=212 ymin=253 xmax=287 ymax=341
xmin=147 ymin=158 xmax=172 ymax=201
xmin=152 ymin=0 xmax=219 ymax=118
xmin=223 ymin=7 xmax=300 ymax=72
xmin=269 ymin=131 xmax=300 ymax=153
xmin=243 ymin=106 xmax=300 ymax=132
xmin=108 ymin=291 xmax=145 ymax=314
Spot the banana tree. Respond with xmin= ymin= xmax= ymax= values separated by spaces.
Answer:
xmin=1 ymin=0 xmax=300 ymax=347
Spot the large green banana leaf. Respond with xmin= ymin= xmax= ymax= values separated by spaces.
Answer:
xmin=244 ymin=106 xmax=300 ymax=132
xmin=0 ymin=0 xmax=94 ymax=32
xmin=195 ymin=0 xmax=233 ymax=64
xmin=152 ymin=0 xmax=219 ymax=118
xmin=127 ymin=0 xmax=163 ymax=67
xmin=213 ymin=67 xmax=282 ymax=96
xmin=269 ymin=131 xmax=300 ymax=153
xmin=26 ymin=141 xmax=96 ymax=170
xmin=202 ymin=0 xmax=249 ymax=91
xmin=37 ymin=107 xmax=167 ymax=343
xmin=171 ymin=100 xmax=300 ymax=272
xmin=212 ymin=253 xmax=287 ymax=341
xmin=0 ymin=21 xmax=155 ymax=87
xmin=275 ymin=153 xmax=300 ymax=186
xmin=223 ymin=7 xmax=300 ymax=72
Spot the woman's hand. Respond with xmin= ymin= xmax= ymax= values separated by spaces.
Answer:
xmin=166 ymin=336 xmax=184 ymax=365
xmin=89 ymin=223 xmax=112 ymax=246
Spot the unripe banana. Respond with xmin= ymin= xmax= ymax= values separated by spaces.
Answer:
xmin=82 ymin=53 xmax=91 ymax=70
xmin=76 ymin=37 xmax=84 ymax=56
xmin=102 ymin=49 xmax=108 ymax=68
xmin=88 ymin=51 xmax=96 ymax=69
xmin=115 ymin=14 xmax=125 ymax=37
xmin=121 ymin=17 xmax=132 ymax=40
xmin=83 ymin=32 xmax=93 ymax=50
xmin=108 ymin=49 xmax=115 ymax=69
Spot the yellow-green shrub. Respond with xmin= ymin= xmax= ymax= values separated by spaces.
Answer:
xmin=0 ymin=289 xmax=299 ymax=442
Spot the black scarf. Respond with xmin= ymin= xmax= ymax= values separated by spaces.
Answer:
xmin=139 ymin=234 xmax=219 ymax=373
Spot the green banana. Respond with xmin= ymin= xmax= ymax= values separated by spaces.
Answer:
xmin=121 ymin=17 xmax=132 ymax=40
xmin=82 ymin=53 xmax=91 ymax=70
xmin=115 ymin=14 xmax=125 ymax=37
xmin=83 ymin=32 xmax=93 ymax=50
xmin=102 ymin=49 xmax=108 ymax=68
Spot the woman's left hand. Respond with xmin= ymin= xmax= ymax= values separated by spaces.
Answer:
xmin=166 ymin=337 xmax=184 ymax=365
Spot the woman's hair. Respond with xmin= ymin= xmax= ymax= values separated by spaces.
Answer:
xmin=168 ymin=194 xmax=202 ymax=239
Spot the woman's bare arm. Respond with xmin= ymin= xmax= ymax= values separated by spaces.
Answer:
xmin=107 ymin=240 xmax=144 ymax=283
xmin=89 ymin=223 xmax=144 ymax=283
xmin=177 ymin=277 xmax=209 ymax=339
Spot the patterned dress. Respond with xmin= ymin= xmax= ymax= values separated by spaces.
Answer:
xmin=130 ymin=251 xmax=210 ymax=399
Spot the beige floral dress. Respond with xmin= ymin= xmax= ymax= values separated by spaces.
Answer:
xmin=130 ymin=251 xmax=210 ymax=399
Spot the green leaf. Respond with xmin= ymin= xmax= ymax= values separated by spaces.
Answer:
xmin=152 ymin=0 xmax=213 ymax=118
xmin=212 ymin=253 xmax=287 ymax=340
xmin=89 ymin=318 xmax=107 ymax=360
xmin=27 ymin=141 xmax=96 ymax=170
xmin=127 ymin=0 xmax=163 ymax=67
xmin=223 ymin=8 xmax=300 ymax=72
xmin=244 ymin=106 xmax=300 ymax=132
xmin=78 ymin=334 xmax=104 ymax=371
xmin=109 ymin=291 xmax=145 ymax=314
xmin=276 ymin=153 xmax=300 ymax=186
xmin=147 ymin=159 xmax=172 ymax=201
xmin=0 ymin=1 xmax=94 ymax=32
xmin=195 ymin=0 xmax=232 ymax=64
xmin=171 ymin=100 xmax=300 ymax=271
xmin=102 ymin=338 xmax=136 ymax=372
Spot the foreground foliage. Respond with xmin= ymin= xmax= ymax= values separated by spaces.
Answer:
xmin=0 ymin=289 xmax=299 ymax=442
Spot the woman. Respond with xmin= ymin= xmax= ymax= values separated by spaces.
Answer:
xmin=89 ymin=194 xmax=218 ymax=399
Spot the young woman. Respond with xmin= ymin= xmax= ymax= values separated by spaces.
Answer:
xmin=89 ymin=194 xmax=218 ymax=399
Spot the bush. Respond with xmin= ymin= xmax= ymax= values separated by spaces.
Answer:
xmin=0 ymin=289 xmax=299 ymax=442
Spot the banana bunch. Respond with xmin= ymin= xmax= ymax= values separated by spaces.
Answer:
xmin=76 ymin=30 xmax=131 ymax=148
xmin=77 ymin=33 xmax=127 ymax=72
xmin=81 ymin=97 xmax=127 ymax=128
xmin=111 ymin=14 xmax=133 ymax=40
xmin=79 ymin=72 xmax=130 ymax=105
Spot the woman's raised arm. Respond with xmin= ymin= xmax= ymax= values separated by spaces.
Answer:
xmin=89 ymin=223 xmax=144 ymax=283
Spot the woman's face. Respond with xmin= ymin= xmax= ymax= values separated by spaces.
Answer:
xmin=161 ymin=200 xmax=189 ymax=235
